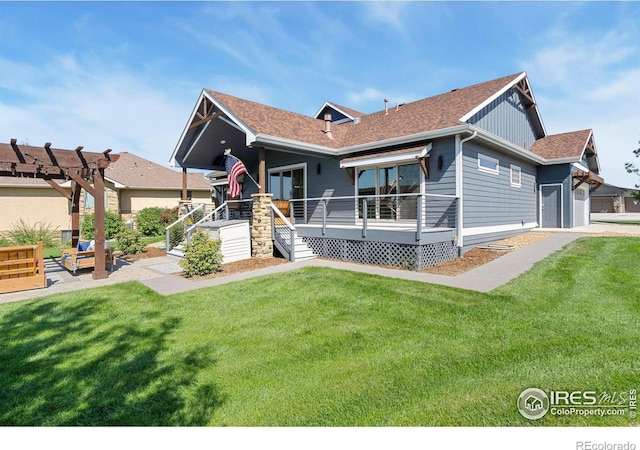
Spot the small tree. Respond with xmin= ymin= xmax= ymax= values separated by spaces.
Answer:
xmin=624 ymin=140 xmax=640 ymax=200
xmin=179 ymin=230 xmax=223 ymax=278
xmin=117 ymin=229 xmax=146 ymax=255
xmin=136 ymin=207 xmax=165 ymax=236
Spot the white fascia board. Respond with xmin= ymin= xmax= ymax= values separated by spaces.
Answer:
xmin=104 ymin=177 xmax=126 ymax=189
xmin=337 ymin=125 xmax=469 ymax=155
xmin=203 ymin=91 xmax=257 ymax=147
xmin=210 ymin=178 xmax=229 ymax=187
xmin=169 ymin=90 xmax=208 ymax=167
xmin=541 ymin=156 xmax=582 ymax=165
xmin=340 ymin=144 xmax=431 ymax=169
xmin=313 ymin=102 xmax=356 ymax=121
xmin=458 ymin=72 xmax=548 ymax=137
xmin=572 ymin=162 xmax=589 ymax=172
xmin=469 ymin=125 xmax=546 ymax=165
xmin=459 ymin=72 xmax=526 ymax=122
xmin=255 ymin=125 xmax=469 ymax=157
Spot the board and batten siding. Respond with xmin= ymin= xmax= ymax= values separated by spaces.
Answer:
xmin=467 ymin=88 xmax=539 ymax=150
xmin=462 ymin=141 xmax=537 ymax=248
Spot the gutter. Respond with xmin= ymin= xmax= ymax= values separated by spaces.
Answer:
xmin=254 ymin=125 xmax=471 ymax=157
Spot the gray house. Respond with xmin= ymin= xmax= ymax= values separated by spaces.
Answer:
xmin=591 ymin=183 xmax=640 ymax=213
xmin=170 ymin=72 xmax=603 ymax=268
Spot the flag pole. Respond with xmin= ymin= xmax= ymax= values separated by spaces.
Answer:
xmin=224 ymin=149 xmax=261 ymax=189
xmin=244 ymin=172 xmax=261 ymax=190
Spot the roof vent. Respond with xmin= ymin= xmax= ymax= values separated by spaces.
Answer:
xmin=353 ymin=117 xmax=361 ymax=125
xmin=384 ymin=98 xmax=389 ymax=114
xmin=451 ymin=88 xmax=459 ymax=92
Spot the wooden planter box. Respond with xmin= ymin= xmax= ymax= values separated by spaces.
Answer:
xmin=0 ymin=242 xmax=47 ymax=294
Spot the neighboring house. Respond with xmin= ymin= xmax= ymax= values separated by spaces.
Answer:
xmin=0 ymin=152 xmax=213 ymax=238
xmin=170 ymin=72 xmax=603 ymax=267
xmin=0 ymin=177 xmax=71 ymax=236
xmin=591 ymin=182 xmax=640 ymax=213
xmin=101 ymin=152 xmax=213 ymax=221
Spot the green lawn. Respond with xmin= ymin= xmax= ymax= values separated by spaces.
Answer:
xmin=1 ymin=237 xmax=638 ymax=426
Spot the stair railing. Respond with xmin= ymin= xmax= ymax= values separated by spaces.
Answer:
xmin=270 ymin=203 xmax=296 ymax=262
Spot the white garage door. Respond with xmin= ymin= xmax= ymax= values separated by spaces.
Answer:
xmin=574 ymin=187 xmax=588 ymax=227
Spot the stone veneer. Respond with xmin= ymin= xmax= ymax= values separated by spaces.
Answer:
xmin=251 ymin=193 xmax=273 ymax=259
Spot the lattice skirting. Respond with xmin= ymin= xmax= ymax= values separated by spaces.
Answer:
xmin=302 ymin=237 xmax=458 ymax=270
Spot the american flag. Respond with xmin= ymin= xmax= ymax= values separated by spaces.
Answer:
xmin=224 ymin=154 xmax=247 ymax=198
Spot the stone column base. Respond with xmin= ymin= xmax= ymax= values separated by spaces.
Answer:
xmin=251 ymin=193 xmax=273 ymax=259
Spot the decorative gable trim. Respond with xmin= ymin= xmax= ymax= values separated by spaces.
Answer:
xmin=459 ymin=72 xmax=547 ymax=137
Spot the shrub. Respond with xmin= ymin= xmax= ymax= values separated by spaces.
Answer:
xmin=7 ymin=219 xmax=58 ymax=247
xmin=117 ymin=229 xmax=146 ymax=255
xmin=0 ymin=236 xmax=13 ymax=247
xmin=169 ymin=224 xmax=185 ymax=249
xmin=179 ymin=230 xmax=222 ymax=278
xmin=160 ymin=207 xmax=180 ymax=227
xmin=81 ymin=212 xmax=125 ymax=240
xmin=136 ymin=207 xmax=164 ymax=236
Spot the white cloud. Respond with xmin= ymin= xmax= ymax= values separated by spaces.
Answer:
xmin=346 ymin=87 xmax=386 ymax=105
xmin=361 ymin=1 xmax=410 ymax=33
xmin=521 ymin=24 xmax=640 ymax=188
xmin=0 ymin=53 xmax=193 ymax=167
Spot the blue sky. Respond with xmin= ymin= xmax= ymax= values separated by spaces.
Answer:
xmin=1 ymin=1 xmax=639 ymax=187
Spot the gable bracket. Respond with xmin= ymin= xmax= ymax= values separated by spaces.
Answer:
xmin=417 ymin=155 xmax=430 ymax=179
xmin=515 ymin=79 xmax=536 ymax=108
xmin=343 ymin=167 xmax=355 ymax=185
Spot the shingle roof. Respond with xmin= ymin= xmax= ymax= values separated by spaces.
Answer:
xmin=206 ymin=72 xmax=524 ymax=150
xmin=105 ymin=152 xmax=211 ymax=190
xmin=529 ymin=129 xmax=592 ymax=160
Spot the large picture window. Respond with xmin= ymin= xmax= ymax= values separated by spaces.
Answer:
xmin=357 ymin=163 xmax=421 ymax=221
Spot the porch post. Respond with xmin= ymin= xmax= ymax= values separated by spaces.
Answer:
xmin=182 ymin=167 xmax=188 ymax=200
xmin=92 ymin=167 xmax=108 ymax=280
xmin=71 ymin=182 xmax=82 ymax=247
xmin=251 ymin=193 xmax=273 ymax=259
xmin=258 ymin=147 xmax=266 ymax=194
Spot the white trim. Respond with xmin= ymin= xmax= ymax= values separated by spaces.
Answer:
xmin=572 ymin=162 xmax=589 ymax=172
xmin=313 ymin=101 xmax=358 ymax=121
xmin=478 ymin=153 xmax=500 ymax=175
xmin=462 ymin=222 xmax=538 ymax=237
xmin=458 ymin=72 xmax=547 ymax=137
xmin=339 ymin=143 xmax=430 ymax=169
xmin=267 ymin=162 xmax=308 ymax=201
xmin=510 ymin=164 xmax=522 ymax=187
xmin=182 ymin=118 xmax=212 ymax=164
xmin=255 ymin=125 xmax=470 ymax=157
xmin=203 ymin=91 xmax=257 ymax=147
xmin=459 ymin=72 xmax=527 ymax=122
xmin=539 ymin=183 xmax=564 ymax=228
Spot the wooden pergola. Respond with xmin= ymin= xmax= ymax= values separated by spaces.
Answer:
xmin=0 ymin=139 xmax=119 ymax=280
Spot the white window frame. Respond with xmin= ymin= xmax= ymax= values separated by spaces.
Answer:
xmin=478 ymin=153 xmax=499 ymax=175
xmin=510 ymin=164 xmax=522 ymax=187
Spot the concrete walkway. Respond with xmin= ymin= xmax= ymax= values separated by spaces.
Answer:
xmin=1 ymin=231 xmax=596 ymax=304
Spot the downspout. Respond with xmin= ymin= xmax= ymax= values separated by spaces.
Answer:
xmin=456 ymin=130 xmax=477 ymax=255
